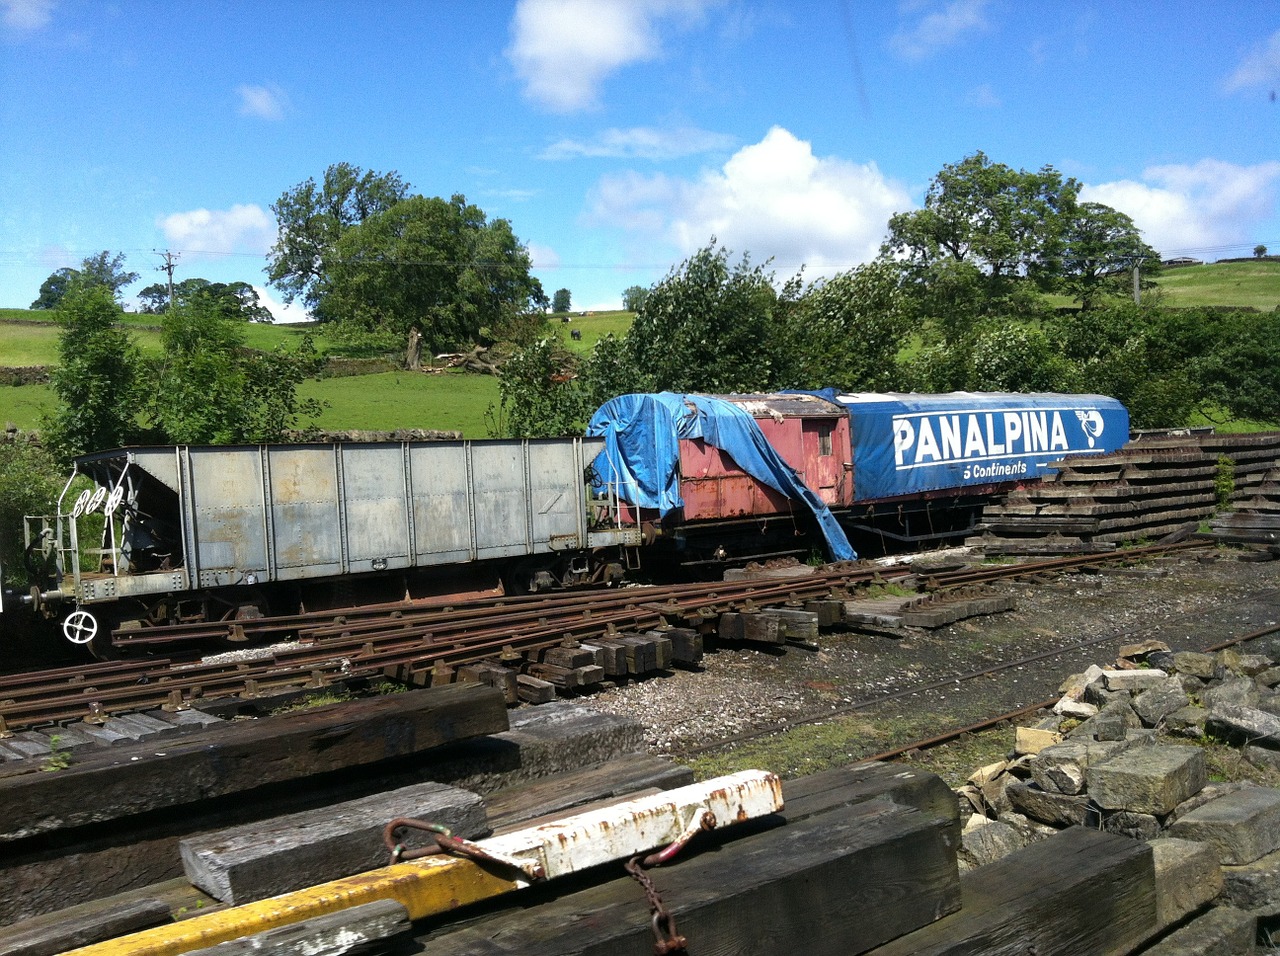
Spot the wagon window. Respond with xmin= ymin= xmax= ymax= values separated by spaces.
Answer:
xmin=817 ymin=421 xmax=833 ymax=456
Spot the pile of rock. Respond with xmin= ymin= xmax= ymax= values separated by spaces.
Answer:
xmin=954 ymin=641 xmax=1280 ymax=951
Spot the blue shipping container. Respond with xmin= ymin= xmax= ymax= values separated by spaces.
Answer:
xmin=838 ymin=392 xmax=1130 ymax=501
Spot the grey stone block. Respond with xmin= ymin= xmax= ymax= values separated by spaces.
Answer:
xmin=1134 ymin=905 xmax=1255 ymax=956
xmin=1102 ymin=668 xmax=1169 ymax=692
xmin=1149 ymin=837 xmax=1225 ymax=930
xmin=1100 ymin=809 xmax=1162 ymax=841
xmin=1203 ymin=677 xmax=1261 ymax=711
xmin=1073 ymin=698 xmax=1141 ymax=741
xmin=1173 ymin=651 xmax=1217 ymax=679
xmin=1005 ymin=780 xmax=1090 ymax=827
xmin=1134 ymin=677 xmax=1191 ymax=728
xmin=1167 ymin=785 xmax=1280 ymax=865
xmin=1087 ymin=744 xmax=1207 ymax=815
xmin=1031 ymin=738 xmax=1129 ymax=795
xmin=1164 ymin=704 xmax=1208 ymax=738
xmin=1205 ymin=703 xmax=1280 ymax=746
xmin=1220 ymin=845 xmax=1280 ymax=914
xmin=958 ymin=819 xmax=1023 ymax=870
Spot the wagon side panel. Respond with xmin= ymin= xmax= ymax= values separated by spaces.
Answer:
xmin=340 ymin=444 xmax=411 ymax=572
xmin=186 ymin=447 xmax=270 ymax=586
xmin=408 ymin=443 xmax=473 ymax=565
xmin=266 ymin=446 xmax=342 ymax=579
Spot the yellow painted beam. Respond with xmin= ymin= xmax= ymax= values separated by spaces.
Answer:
xmin=63 ymin=855 xmax=519 ymax=956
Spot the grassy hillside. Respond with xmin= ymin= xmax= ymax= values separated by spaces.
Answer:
xmin=2 ymin=264 xmax=1275 ymax=437
xmin=1149 ymin=260 xmax=1280 ymax=310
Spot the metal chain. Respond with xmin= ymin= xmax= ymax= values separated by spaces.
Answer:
xmin=623 ymin=808 xmax=717 ymax=955
xmin=625 ymin=855 xmax=687 ymax=955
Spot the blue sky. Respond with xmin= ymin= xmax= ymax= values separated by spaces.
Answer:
xmin=1 ymin=1 xmax=1278 ymax=321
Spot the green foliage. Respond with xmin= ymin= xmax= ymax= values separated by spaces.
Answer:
xmin=268 ymin=162 xmax=410 ymax=314
xmin=551 ymin=288 xmax=571 ymax=313
xmin=1215 ymin=455 xmax=1236 ymax=508
xmin=775 ymin=261 xmax=911 ymax=391
xmin=1194 ymin=309 xmax=1280 ymax=424
xmin=0 ymin=441 xmax=62 ymax=587
xmin=322 ymin=193 xmax=542 ymax=355
xmin=42 ymin=286 xmax=142 ymax=460
xmin=145 ymin=298 xmax=323 ymax=444
xmin=621 ymin=284 xmax=649 ymax=312
xmin=137 ymin=278 xmax=274 ymax=322
xmin=31 ymin=252 xmax=138 ymax=310
xmin=492 ymin=337 xmax=588 ymax=438
xmin=40 ymin=735 xmax=72 ymax=772
xmin=883 ymin=151 xmax=1079 ymax=302
xmin=1060 ymin=202 xmax=1160 ymax=309
xmin=623 ymin=242 xmax=786 ymax=393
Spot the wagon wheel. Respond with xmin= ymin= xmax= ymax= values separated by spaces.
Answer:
xmin=62 ymin=610 xmax=98 ymax=645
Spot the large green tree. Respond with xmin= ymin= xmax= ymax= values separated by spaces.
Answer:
xmin=267 ymin=162 xmax=410 ymax=316
xmin=1060 ymin=202 xmax=1160 ymax=309
xmin=138 ymin=278 xmax=274 ymax=321
xmin=621 ymin=243 xmax=788 ymax=394
xmin=31 ymin=251 xmax=139 ymax=309
xmin=42 ymin=285 xmax=142 ymax=460
xmin=321 ymin=193 xmax=543 ymax=355
xmin=882 ymin=152 xmax=1080 ymax=303
xmin=775 ymin=261 xmax=911 ymax=391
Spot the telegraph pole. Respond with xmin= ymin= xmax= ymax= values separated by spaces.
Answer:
xmin=155 ymin=250 xmax=179 ymax=310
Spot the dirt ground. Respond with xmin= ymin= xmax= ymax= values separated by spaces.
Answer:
xmin=580 ymin=547 xmax=1280 ymax=783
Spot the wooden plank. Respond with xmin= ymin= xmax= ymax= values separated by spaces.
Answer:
xmin=456 ymin=664 xmax=518 ymax=705
xmin=0 ymin=684 xmax=509 ymax=843
xmin=648 ymin=627 xmax=702 ymax=666
xmin=180 ymin=781 xmax=488 ymax=904
xmin=181 ymin=899 xmax=411 ymax=956
xmin=865 ymin=826 xmax=1156 ymax=956
xmin=579 ymin=641 xmax=627 ymax=678
xmin=515 ymin=674 xmax=557 ymax=704
xmin=483 ymin=755 xmax=695 ymax=832
xmin=414 ymin=797 xmax=961 ymax=956
xmin=0 ymin=898 xmax=172 ymax=956
xmin=540 ymin=646 xmax=596 ymax=669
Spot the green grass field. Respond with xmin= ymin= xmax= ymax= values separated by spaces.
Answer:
xmin=1150 ymin=260 xmax=1280 ymax=311
xmin=301 ymin=369 xmax=501 ymax=436
xmin=0 ymin=382 xmax=55 ymax=429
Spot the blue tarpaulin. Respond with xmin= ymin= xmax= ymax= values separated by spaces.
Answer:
xmin=586 ymin=393 xmax=857 ymax=561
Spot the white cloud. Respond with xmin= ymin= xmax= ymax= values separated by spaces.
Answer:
xmin=236 ymin=83 xmax=288 ymax=121
xmin=1223 ymin=29 xmax=1280 ymax=92
xmin=157 ymin=204 xmax=276 ymax=256
xmin=586 ymin=126 xmax=913 ymax=281
xmin=527 ymin=242 xmax=561 ymax=270
xmin=1082 ymin=159 xmax=1280 ymax=255
xmin=964 ymin=83 xmax=1001 ymax=109
xmin=541 ymin=125 xmax=736 ymax=160
xmin=506 ymin=0 xmax=719 ymax=112
xmin=1 ymin=0 xmax=54 ymax=31
xmin=252 ymin=285 xmax=311 ymax=324
xmin=889 ymin=0 xmax=990 ymax=61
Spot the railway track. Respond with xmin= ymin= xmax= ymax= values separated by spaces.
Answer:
xmin=0 ymin=542 xmax=1222 ymax=737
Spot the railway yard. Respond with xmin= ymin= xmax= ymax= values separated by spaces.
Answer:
xmin=6 ymin=426 xmax=1280 ymax=953
xmin=4 ymin=539 xmax=1280 ymax=954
